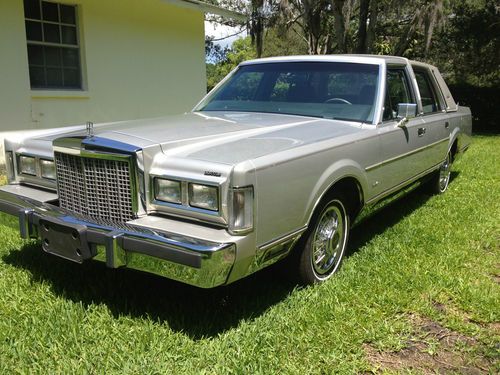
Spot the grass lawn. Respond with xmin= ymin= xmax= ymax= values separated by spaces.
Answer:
xmin=0 ymin=136 xmax=498 ymax=374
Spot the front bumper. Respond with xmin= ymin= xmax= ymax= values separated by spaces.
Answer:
xmin=0 ymin=186 xmax=237 ymax=288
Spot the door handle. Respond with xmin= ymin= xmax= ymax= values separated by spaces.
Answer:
xmin=418 ymin=127 xmax=426 ymax=137
xmin=445 ymin=121 xmax=450 ymax=129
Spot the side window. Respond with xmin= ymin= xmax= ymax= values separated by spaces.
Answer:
xmin=383 ymin=69 xmax=414 ymax=121
xmin=413 ymin=70 xmax=440 ymax=114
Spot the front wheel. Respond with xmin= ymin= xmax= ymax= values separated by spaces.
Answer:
xmin=297 ymin=196 xmax=350 ymax=285
xmin=428 ymin=151 xmax=452 ymax=194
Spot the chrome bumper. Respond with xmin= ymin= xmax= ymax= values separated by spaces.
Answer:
xmin=0 ymin=187 xmax=236 ymax=288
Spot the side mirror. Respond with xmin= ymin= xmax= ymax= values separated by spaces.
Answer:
xmin=396 ymin=103 xmax=417 ymax=128
xmin=397 ymin=103 xmax=417 ymax=119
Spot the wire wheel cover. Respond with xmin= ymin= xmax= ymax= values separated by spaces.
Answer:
xmin=311 ymin=203 xmax=346 ymax=276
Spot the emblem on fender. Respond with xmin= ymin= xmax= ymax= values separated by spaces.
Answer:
xmin=86 ymin=121 xmax=94 ymax=137
xmin=204 ymin=171 xmax=222 ymax=177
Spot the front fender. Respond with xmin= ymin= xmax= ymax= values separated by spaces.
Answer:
xmin=303 ymin=159 xmax=368 ymax=225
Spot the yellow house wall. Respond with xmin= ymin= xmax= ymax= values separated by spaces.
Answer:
xmin=0 ymin=0 xmax=206 ymax=134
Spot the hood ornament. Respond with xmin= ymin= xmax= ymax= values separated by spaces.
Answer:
xmin=86 ymin=121 xmax=94 ymax=137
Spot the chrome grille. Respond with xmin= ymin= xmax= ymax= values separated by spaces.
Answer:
xmin=55 ymin=152 xmax=135 ymax=222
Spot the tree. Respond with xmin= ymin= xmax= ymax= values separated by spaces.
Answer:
xmin=207 ymin=0 xmax=499 ymax=90
xmin=428 ymin=0 xmax=499 ymax=86
xmin=206 ymin=37 xmax=257 ymax=92
xmin=205 ymin=36 xmax=230 ymax=63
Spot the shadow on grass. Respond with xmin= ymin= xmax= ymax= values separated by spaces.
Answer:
xmin=1 ymin=176 xmax=455 ymax=339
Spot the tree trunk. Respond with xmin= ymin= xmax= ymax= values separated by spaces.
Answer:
xmin=357 ymin=0 xmax=370 ymax=53
xmin=250 ymin=0 xmax=264 ymax=57
xmin=366 ymin=0 xmax=378 ymax=53
xmin=332 ymin=0 xmax=347 ymax=53
xmin=424 ymin=0 xmax=443 ymax=57
xmin=303 ymin=0 xmax=328 ymax=54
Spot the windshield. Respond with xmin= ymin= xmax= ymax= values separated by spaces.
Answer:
xmin=197 ymin=62 xmax=380 ymax=123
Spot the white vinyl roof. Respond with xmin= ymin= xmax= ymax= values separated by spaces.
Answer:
xmin=241 ymin=54 xmax=409 ymax=66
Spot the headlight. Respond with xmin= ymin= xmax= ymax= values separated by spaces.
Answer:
xmin=155 ymin=178 xmax=182 ymax=204
xmin=19 ymin=155 xmax=36 ymax=176
xmin=189 ymin=183 xmax=219 ymax=211
xmin=229 ymin=186 xmax=254 ymax=234
xmin=40 ymin=159 xmax=56 ymax=180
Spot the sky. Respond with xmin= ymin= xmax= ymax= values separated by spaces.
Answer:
xmin=204 ymin=20 xmax=247 ymax=49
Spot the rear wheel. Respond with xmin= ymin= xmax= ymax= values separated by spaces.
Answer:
xmin=297 ymin=195 xmax=349 ymax=285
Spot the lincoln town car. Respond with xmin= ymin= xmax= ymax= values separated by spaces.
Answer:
xmin=0 ymin=56 xmax=472 ymax=287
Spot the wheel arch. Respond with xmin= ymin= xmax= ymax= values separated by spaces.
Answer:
xmin=448 ymin=128 xmax=461 ymax=161
xmin=449 ymin=137 xmax=459 ymax=162
xmin=304 ymin=161 xmax=367 ymax=228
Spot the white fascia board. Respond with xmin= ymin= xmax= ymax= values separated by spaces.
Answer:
xmin=162 ymin=0 xmax=247 ymax=21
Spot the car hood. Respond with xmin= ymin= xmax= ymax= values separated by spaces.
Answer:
xmin=29 ymin=111 xmax=365 ymax=164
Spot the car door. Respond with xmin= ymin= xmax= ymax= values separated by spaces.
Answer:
xmin=412 ymin=67 xmax=451 ymax=167
xmin=368 ymin=66 xmax=431 ymax=198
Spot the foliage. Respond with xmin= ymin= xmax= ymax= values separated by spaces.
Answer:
xmin=0 ymin=136 xmax=499 ymax=373
xmin=427 ymin=0 xmax=500 ymax=87
xmin=449 ymin=84 xmax=499 ymax=133
xmin=206 ymin=37 xmax=256 ymax=92
xmin=261 ymin=27 xmax=308 ymax=58
xmin=205 ymin=36 xmax=230 ymax=63
xmin=206 ymin=0 xmax=499 ymax=96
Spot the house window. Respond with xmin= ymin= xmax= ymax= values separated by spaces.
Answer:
xmin=24 ymin=0 xmax=82 ymax=89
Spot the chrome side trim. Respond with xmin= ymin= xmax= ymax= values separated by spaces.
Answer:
xmin=248 ymin=226 xmax=307 ymax=274
xmin=353 ymin=179 xmax=423 ymax=227
xmin=366 ymin=162 xmax=440 ymax=205
xmin=365 ymin=138 xmax=449 ymax=172
xmin=259 ymin=226 xmax=307 ymax=252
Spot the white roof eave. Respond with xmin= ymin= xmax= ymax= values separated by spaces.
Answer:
xmin=162 ymin=0 xmax=247 ymax=21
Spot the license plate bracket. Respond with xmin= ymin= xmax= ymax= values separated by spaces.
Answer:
xmin=36 ymin=215 xmax=92 ymax=263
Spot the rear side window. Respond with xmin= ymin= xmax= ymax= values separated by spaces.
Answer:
xmin=414 ymin=70 xmax=441 ymax=114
